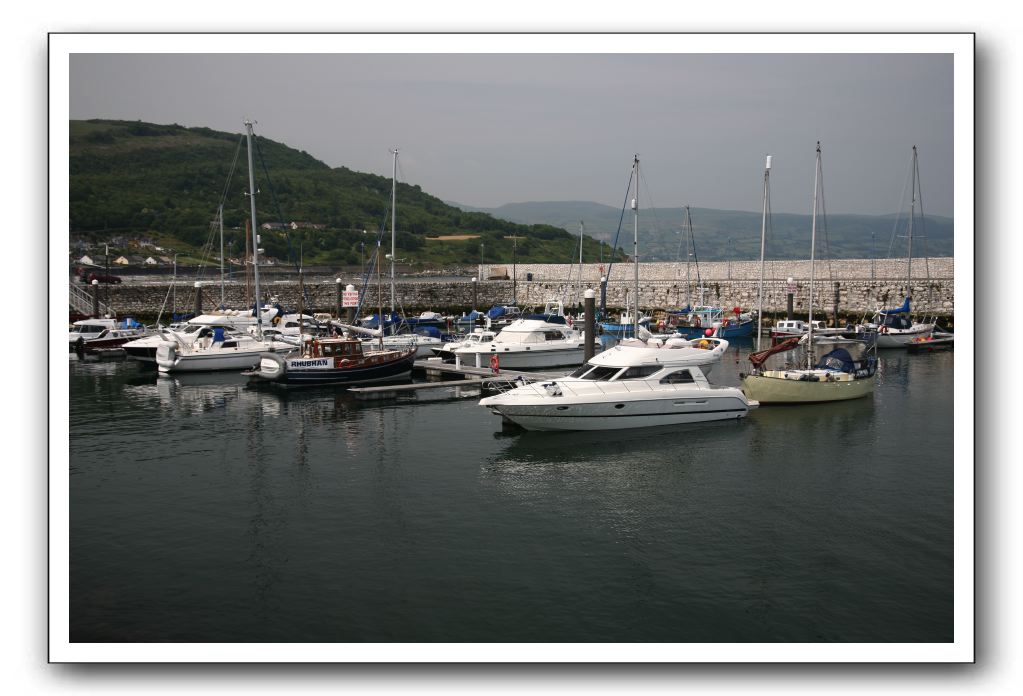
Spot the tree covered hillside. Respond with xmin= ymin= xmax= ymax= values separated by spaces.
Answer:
xmin=69 ymin=120 xmax=621 ymax=267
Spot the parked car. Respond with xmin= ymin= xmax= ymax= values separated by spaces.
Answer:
xmin=86 ymin=272 xmax=122 ymax=284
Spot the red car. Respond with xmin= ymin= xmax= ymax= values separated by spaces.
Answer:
xmin=86 ymin=272 xmax=122 ymax=284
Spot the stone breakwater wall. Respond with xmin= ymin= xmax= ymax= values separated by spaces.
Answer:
xmin=82 ymin=258 xmax=955 ymax=319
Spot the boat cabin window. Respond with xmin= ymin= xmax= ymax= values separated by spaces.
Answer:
xmin=568 ymin=365 xmax=593 ymax=378
xmin=74 ymin=325 xmax=107 ymax=334
xmin=543 ymin=331 xmax=565 ymax=341
xmin=619 ymin=365 xmax=662 ymax=380
xmin=579 ymin=366 xmax=620 ymax=381
xmin=660 ymin=369 xmax=695 ymax=384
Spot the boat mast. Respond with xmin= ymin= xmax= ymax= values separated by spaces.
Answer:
xmin=632 ymin=154 xmax=640 ymax=338
xmin=391 ymin=147 xmax=398 ymax=315
xmin=244 ymin=119 xmax=262 ymax=340
xmin=808 ymin=142 xmax=821 ymax=370
xmin=377 ymin=241 xmax=384 ymax=351
xmin=578 ymin=220 xmax=584 ymax=308
xmin=757 ymin=155 xmax=772 ymax=351
xmin=907 ymin=145 xmax=916 ymax=307
xmin=681 ymin=206 xmax=694 ymax=310
xmin=218 ymin=204 xmax=225 ymax=310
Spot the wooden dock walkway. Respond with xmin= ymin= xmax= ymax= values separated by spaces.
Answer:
xmin=347 ymin=359 xmax=569 ymax=401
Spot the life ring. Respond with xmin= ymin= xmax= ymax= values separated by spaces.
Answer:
xmin=490 ymin=354 xmax=500 ymax=373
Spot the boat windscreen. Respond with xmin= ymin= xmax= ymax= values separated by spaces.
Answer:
xmin=579 ymin=366 xmax=620 ymax=381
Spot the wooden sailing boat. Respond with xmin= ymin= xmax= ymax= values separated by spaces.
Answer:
xmin=741 ymin=144 xmax=877 ymax=404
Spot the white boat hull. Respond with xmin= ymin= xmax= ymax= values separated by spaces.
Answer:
xmin=489 ymin=392 xmax=752 ymax=431
xmin=157 ymin=349 xmax=265 ymax=373
xmin=452 ymin=344 xmax=593 ymax=370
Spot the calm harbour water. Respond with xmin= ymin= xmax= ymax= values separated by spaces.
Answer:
xmin=68 ymin=342 xmax=954 ymax=643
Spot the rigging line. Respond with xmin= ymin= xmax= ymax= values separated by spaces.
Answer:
xmin=687 ymin=207 xmax=702 ymax=290
xmin=816 ymin=153 xmax=834 ymax=285
xmin=637 ymin=165 xmax=667 ymax=256
xmin=886 ymin=151 xmax=913 ymax=260
xmin=354 ymin=223 xmax=389 ymax=318
xmin=604 ymin=165 xmax=636 ymax=287
xmin=252 ymin=129 xmax=310 ymax=309
xmin=914 ymin=149 xmax=932 ymax=290
xmin=217 ymin=136 xmax=244 ymax=210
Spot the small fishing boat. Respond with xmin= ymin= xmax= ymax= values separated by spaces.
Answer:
xmin=253 ymin=335 xmax=416 ymax=387
xmin=670 ymin=306 xmax=756 ymax=340
xmin=431 ymin=328 xmax=499 ymax=362
xmin=905 ymin=331 xmax=954 ymax=353
xmin=69 ymin=317 xmax=147 ymax=352
xmin=479 ymin=337 xmax=755 ymax=431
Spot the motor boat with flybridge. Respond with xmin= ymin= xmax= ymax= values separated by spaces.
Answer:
xmin=479 ymin=336 xmax=756 ymax=431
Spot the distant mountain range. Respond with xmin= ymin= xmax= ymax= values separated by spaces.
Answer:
xmin=448 ymin=200 xmax=954 ymax=261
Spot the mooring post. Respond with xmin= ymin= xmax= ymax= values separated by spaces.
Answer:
xmin=91 ymin=279 xmax=100 ymax=317
xmin=584 ymin=288 xmax=596 ymax=361
xmin=194 ymin=282 xmax=203 ymax=317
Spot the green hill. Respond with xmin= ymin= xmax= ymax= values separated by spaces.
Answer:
xmin=69 ymin=119 xmax=622 ymax=267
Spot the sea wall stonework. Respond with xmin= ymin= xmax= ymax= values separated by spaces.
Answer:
xmin=81 ymin=258 xmax=955 ymax=320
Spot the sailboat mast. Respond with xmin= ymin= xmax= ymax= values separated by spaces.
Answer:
xmin=632 ymin=155 xmax=640 ymax=338
xmin=757 ymin=155 xmax=772 ymax=351
xmin=219 ymin=204 xmax=225 ymax=310
xmin=377 ymin=241 xmax=384 ymax=351
xmin=808 ymin=142 xmax=821 ymax=369
xmin=244 ymin=119 xmax=262 ymax=339
xmin=907 ymin=145 xmax=916 ymax=305
xmin=391 ymin=147 xmax=398 ymax=314
xmin=578 ymin=220 xmax=584 ymax=308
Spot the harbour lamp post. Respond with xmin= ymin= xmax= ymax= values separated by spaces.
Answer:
xmin=335 ymin=277 xmax=343 ymax=320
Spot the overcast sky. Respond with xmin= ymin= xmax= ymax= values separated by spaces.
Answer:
xmin=69 ymin=52 xmax=954 ymax=217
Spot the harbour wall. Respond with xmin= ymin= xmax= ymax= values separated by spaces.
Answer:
xmin=78 ymin=258 xmax=955 ymax=320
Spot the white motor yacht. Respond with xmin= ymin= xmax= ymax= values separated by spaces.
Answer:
xmin=123 ymin=312 xmax=273 ymax=363
xmin=479 ymin=337 xmax=756 ymax=431
xmin=448 ymin=318 xmax=602 ymax=370
xmin=155 ymin=327 xmax=295 ymax=373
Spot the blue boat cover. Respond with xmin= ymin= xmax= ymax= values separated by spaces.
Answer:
xmin=879 ymin=297 xmax=911 ymax=315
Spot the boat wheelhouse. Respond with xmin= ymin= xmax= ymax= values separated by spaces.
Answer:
xmin=254 ymin=336 xmax=416 ymax=387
